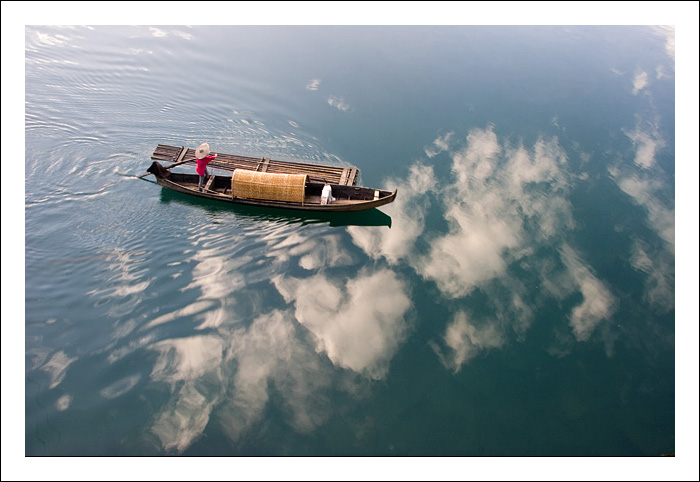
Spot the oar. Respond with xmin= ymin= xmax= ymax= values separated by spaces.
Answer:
xmin=136 ymin=158 xmax=196 ymax=178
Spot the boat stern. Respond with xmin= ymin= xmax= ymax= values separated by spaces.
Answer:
xmin=147 ymin=161 xmax=171 ymax=179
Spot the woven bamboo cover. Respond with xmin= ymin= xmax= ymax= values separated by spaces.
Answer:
xmin=232 ymin=169 xmax=308 ymax=204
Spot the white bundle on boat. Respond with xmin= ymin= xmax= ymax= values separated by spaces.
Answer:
xmin=321 ymin=184 xmax=335 ymax=205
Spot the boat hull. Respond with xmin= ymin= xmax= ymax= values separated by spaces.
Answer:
xmin=146 ymin=162 xmax=396 ymax=213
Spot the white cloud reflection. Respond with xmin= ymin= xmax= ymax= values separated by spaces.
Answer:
xmin=610 ymin=117 xmax=675 ymax=299
xmin=560 ymin=245 xmax=616 ymax=341
xmin=419 ymin=200 xmax=519 ymax=298
xmin=143 ymin=224 xmax=412 ymax=452
xmin=652 ymin=26 xmax=675 ymax=62
xmin=86 ymin=248 xmax=153 ymax=319
xmin=146 ymin=306 xmax=360 ymax=452
xmin=623 ymin=124 xmax=665 ymax=170
xmin=611 ymin=100 xmax=675 ymax=318
xmin=273 ymin=269 xmax=412 ymax=379
xmin=350 ymin=126 xmax=621 ymax=371
xmin=328 ymin=95 xmax=350 ymax=111
xmin=306 ymin=78 xmax=321 ymax=90
xmin=632 ymin=70 xmax=649 ymax=94
xmin=219 ymin=310 xmax=334 ymax=441
xmin=614 ymin=171 xmax=675 ymax=249
xmin=99 ymin=374 xmax=141 ymax=400
xmin=348 ymin=163 xmax=435 ymax=265
xmin=148 ymin=27 xmax=192 ymax=40
xmin=149 ymin=27 xmax=167 ymax=38
xmin=609 ymin=122 xmax=675 ymax=314
xmin=178 ymin=229 xmax=250 ymax=331
xmin=149 ymin=335 xmax=225 ymax=453
xmin=41 ymin=350 xmax=77 ymax=389
xmin=431 ymin=311 xmax=504 ymax=373
xmin=630 ymin=240 xmax=674 ymax=312
xmin=419 ymin=127 xmax=573 ymax=299
xmin=425 ymin=131 xmax=454 ymax=158
xmin=56 ymin=394 xmax=72 ymax=412
xmin=268 ymin=230 xmax=355 ymax=270
xmin=35 ymin=32 xmax=70 ymax=46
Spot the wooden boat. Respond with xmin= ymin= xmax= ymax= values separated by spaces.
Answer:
xmin=143 ymin=157 xmax=397 ymax=213
xmin=157 ymin=186 xmax=394 ymax=228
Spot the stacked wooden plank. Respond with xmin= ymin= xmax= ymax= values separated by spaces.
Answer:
xmin=151 ymin=144 xmax=358 ymax=186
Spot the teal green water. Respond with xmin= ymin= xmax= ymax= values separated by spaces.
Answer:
xmin=19 ymin=23 xmax=683 ymax=467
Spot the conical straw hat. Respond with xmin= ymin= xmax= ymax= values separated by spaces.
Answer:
xmin=195 ymin=142 xmax=211 ymax=159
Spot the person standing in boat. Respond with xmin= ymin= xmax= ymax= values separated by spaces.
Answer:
xmin=195 ymin=142 xmax=217 ymax=191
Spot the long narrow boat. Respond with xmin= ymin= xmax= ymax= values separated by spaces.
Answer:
xmin=144 ymin=159 xmax=397 ymax=213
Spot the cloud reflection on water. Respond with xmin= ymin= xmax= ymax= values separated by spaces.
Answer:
xmin=86 ymin=248 xmax=154 ymax=323
xmin=219 ymin=310 xmax=334 ymax=442
xmin=623 ymin=123 xmax=666 ymax=170
xmin=609 ymin=166 xmax=674 ymax=250
xmin=348 ymin=163 xmax=435 ymax=265
xmin=350 ymin=126 xmax=620 ymax=371
xmin=41 ymin=350 xmax=77 ymax=389
xmin=609 ymin=112 xmax=674 ymax=313
xmin=149 ymin=335 xmax=225 ymax=453
xmin=559 ymin=244 xmax=616 ymax=342
xmin=431 ymin=310 xmax=504 ymax=373
xmin=144 ymin=220 xmax=411 ymax=452
xmin=632 ymin=70 xmax=649 ymax=95
xmin=327 ymin=95 xmax=350 ymax=111
xmin=629 ymin=240 xmax=674 ymax=313
xmin=273 ymin=269 xmax=412 ymax=379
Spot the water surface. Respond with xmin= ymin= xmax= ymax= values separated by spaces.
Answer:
xmin=16 ymin=22 xmax=686 ymax=472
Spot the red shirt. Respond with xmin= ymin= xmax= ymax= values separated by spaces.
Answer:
xmin=196 ymin=155 xmax=216 ymax=176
